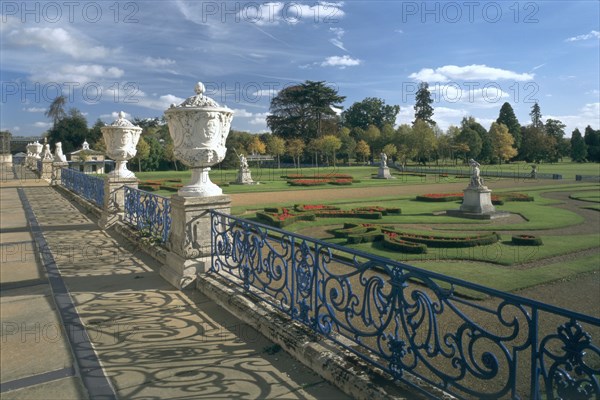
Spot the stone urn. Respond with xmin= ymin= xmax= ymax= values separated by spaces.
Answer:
xmin=164 ymin=82 xmax=233 ymax=197
xmin=32 ymin=141 xmax=43 ymax=159
xmin=101 ymin=112 xmax=142 ymax=179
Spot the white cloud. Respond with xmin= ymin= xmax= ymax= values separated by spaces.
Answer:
xmin=23 ymin=107 xmax=46 ymax=113
xmin=546 ymin=103 xmax=600 ymax=136
xmin=252 ymin=89 xmax=280 ymax=99
xmin=33 ymin=122 xmax=52 ymax=128
xmin=565 ymin=30 xmax=600 ymax=42
xmin=134 ymin=93 xmax=186 ymax=111
xmin=100 ymin=111 xmax=133 ymax=121
xmin=430 ymin=84 xmax=510 ymax=108
xmin=5 ymin=26 xmax=112 ymax=60
xmin=329 ymin=27 xmax=347 ymax=51
xmin=321 ymin=55 xmax=361 ymax=68
xmin=232 ymin=108 xmax=254 ymax=118
xmin=31 ymin=64 xmax=124 ymax=84
xmin=249 ymin=112 xmax=270 ymax=126
xmin=143 ymin=57 xmax=176 ymax=68
xmin=409 ymin=64 xmax=534 ymax=82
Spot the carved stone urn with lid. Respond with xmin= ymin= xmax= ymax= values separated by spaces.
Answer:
xmin=101 ymin=111 xmax=142 ymax=179
xmin=164 ymin=82 xmax=233 ymax=197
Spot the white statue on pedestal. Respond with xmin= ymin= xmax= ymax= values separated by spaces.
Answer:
xmin=469 ymin=159 xmax=484 ymax=188
xmin=54 ymin=142 xmax=68 ymax=162
xmin=41 ymin=143 xmax=54 ymax=160
xmin=381 ymin=152 xmax=387 ymax=168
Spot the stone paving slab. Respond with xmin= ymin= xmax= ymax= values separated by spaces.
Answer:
xmin=1 ymin=377 xmax=88 ymax=400
xmin=0 ymin=292 xmax=74 ymax=383
xmin=3 ymin=172 xmax=349 ymax=399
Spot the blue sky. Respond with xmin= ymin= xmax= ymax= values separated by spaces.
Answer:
xmin=1 ymin=1 xmax=599 ymax=137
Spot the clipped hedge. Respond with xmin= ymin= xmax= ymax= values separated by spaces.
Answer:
xmin=294 ymin=204 xmax=340 ymax=212
xmin=382 ymin=235 xmax=428 ymax=254
xmin=354 ymin=206 xmax=401 ymax=215
xmin=138 ymin=185 xmax=158 ymax=192
xmin=347 ymin=228 xmax=383 ymax=244
xmin=511 ymin=234 xmax=543 ymax=246
xmin=416 ymin=193 xmax=463 ymax=202
xmin=314 ymin=211 xmax=383 ymax=219
xmin=256 ymin=211 xmax=316 ymax=228
xmin=382 ymin=230 xmax=500 ymax=248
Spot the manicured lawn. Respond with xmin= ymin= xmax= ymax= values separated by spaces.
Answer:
xmin=420 ymin=160 xmax=600 ymax=180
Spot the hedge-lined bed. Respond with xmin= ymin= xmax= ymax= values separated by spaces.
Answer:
xmin=416 ymin=192 xmax=534 ymax=205
xmin=255 ymin=205 xmax=402 ymax=228
xmin=511 ymin=234 xmax=543 ymax=246
xmin=331 ymin=223 xmax=502 ymax=253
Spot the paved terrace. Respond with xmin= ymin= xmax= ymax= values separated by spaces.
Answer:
xmin=0 ymin=165 xmax=350 ymax=400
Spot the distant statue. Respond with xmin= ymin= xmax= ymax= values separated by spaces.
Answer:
xmin=530 ymin=164 xmax=537 ymax=179
xmin=42 ymin=143 xmax=53 ymax=160
xmin=54 ymin=142 xmax=67 ymax=162
xmin=380 ymin=152 xmax=387 ymax=168
xmin=469 ymin=159 xmax=484 ymax=187
xmin=239 ymin=154 xmax=249 ymax=171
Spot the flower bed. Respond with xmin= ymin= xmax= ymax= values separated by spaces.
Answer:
xmin=416 ymin=193 xmax=463 ymax=202
xmin=329 ymin=179 xmax=353 ymax=185
xmin=288 ymin=179 xmax=330 ymax=186
xmin=331 ymin=223 xmax=498 ymax=252
xmin=381 ymin=229 xmax=500 ymax=248
xmin=354 ymin=206 xmax=401 ymax=215
xmin=294 ymin=204 xmax=340 ymax=212
xmin=416 ymin=192 xmax=533 ymax=205
xmin=382 ymin=233 xmax=428 ymax=254
xmin=256 ymin=208 xmax=316 ymax=228
xmin=511 ymin=234 xmax=543 ymax=246
xmin=314 ymin=210 xmax=383 ymax=219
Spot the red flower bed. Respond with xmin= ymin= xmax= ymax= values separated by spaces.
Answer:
xmin=288 ymin=179 xmax=330 ymax=186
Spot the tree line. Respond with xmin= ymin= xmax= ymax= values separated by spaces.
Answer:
xmin=25 ymin=85 xmax=600 ymax=172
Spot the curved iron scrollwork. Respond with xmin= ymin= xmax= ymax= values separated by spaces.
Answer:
xmin=123 ymin=186 xmax=171 ymax=244
xmin=210 ymin=210 xmax=599 ymax=399
xmin=61 ymin=168 xmax=104 ymax=207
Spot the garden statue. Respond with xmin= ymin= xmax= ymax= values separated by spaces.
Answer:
xmin=54 ymin=142 xmax=68 ymax=162
xmin=530 ymin=165 xmax=538 ymax=179
xmin=239 ymin=154 xmax=249 ymax=171
xmin=469 ymin=159 xmax=484 ymax=188
xmin=41 ymin=143 xmax=53 ymax=160
xmin=381 ymin=152 xmax=387 ymax=168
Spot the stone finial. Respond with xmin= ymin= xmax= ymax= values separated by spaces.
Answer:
xmin=173 ymin=81 xmax=221 ymax=108
xmin=195 ymin=82 xmax=205 ymax=95
xmin=109 ymin=112 xmax=135 ymax=127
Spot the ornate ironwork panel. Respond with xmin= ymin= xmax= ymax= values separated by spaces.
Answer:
xmin=210 ymin=210 xmax=600 ymax=400
xmin=61 ymin=168 xmax=104 ymax=208
xmin=123 ymin=186 xmax=171 ymax=244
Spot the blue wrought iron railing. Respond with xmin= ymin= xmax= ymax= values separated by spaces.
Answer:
xmin=210 ymin=210 xmax=600 ymax=400
xmin=61 ymin=168 xmax=105 ymax=208
xmin=123 ymin=186 xmax=171 ymax=244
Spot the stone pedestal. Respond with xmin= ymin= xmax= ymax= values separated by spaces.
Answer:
xmin=376 ymin=166 xmax=394 ymax=179
xmin=98 ymin=177 xmax=138 ymax=230
xmin=40 ymin=159 xmax=53 ymax=180
xmin=0 ymin=154 xmax=12 ymax=168
xmin=51 ymin=162 xmax=69 ymax=186
xmin=460 ymin=187 xmax=495 ymax=214
xmin=236 ymin=168 xmax=254 ymax=184
xmin=162 ymin=194 xmax=231 ymax=289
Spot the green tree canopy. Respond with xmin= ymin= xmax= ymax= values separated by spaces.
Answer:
xmin=413 ymin=82 xmax=435 ymax=126
xmin=46 ymin=108 xmax=88 ymax=153
xmin=45 ymin=95 xmax=67 ymax=126
xmin=570 ymin=128 xmax=588 ymax=163
xmin=496 ymin=102 xmax=521 ymax=148
xmin=584 ymin=125 xmax=600 ymax=162
xmin=342 ymin=97 xmax=399 ymax=130
xmin=267 ymin=80 xmax=345 ymax=140
xmin=529 ymin=102 xmax=543 ymax=128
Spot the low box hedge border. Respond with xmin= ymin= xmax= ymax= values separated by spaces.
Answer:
xmin=256 ymin=211 xmax=316 ymax=228
xmin=382 ymin=229 xmax=500 ymax=248
xmin=511 ymin=234 xmax=543 ymax=246
xmin=382 ymin=235 xmax=428 ymax=254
